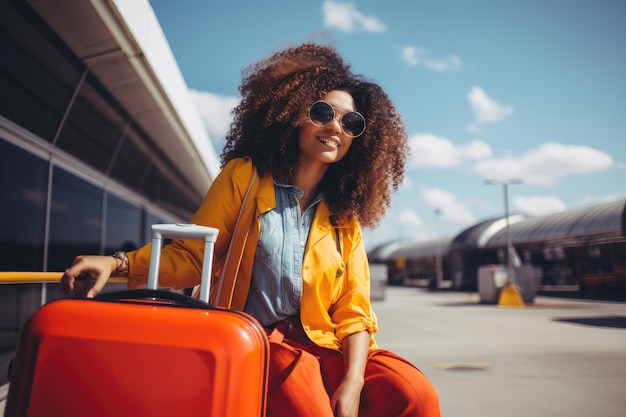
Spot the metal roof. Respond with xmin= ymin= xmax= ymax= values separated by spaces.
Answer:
xmin=485 ymin=199 xmax=626 ymax=248
xmin=368 ymin=200 xmax=625 ymax=262
xmin=27 ymin=0 xmax=221 ymax=197
xmin=448 ymin=215 xmax=525 ymax=250
xmin=368 ymin=237 xmax=452 ymax=262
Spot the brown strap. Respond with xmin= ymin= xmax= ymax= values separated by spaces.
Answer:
xmin=269 ymin=328 xmax=285 ymax=344
xmin=210 ymin=169 xmax=259 ymax=308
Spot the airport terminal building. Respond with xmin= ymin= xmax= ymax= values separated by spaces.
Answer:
xmin=1 ymin=0 xmax=220 ymax=398
xmin=370 ymin=200 xmax=626 ymax=294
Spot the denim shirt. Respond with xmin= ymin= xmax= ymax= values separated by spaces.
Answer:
xmin=243 ymin=182 xmax=323 ymax=327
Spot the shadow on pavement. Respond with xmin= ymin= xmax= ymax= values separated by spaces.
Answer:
xmin=552 ymin=315 xmax=626 ymax=329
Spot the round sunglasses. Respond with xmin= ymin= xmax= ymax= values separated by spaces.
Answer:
xmin=308 ymin=101 xmax=366 ymax=138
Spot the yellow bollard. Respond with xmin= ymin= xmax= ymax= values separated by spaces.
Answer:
xmin=498 ymin=284 xmax=525 ymax=307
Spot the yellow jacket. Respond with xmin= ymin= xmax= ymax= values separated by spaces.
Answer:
xmin=127 ymin=157 xmax=378 ymax=350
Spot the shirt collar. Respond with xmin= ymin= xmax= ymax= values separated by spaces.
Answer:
xmin=274 ymin=180 xmax=324 ymax=206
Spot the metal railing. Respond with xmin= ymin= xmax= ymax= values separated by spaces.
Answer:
xmin=0 ymin=272 xmax=130 ymax=406
xmin=0 ymin=272 xmax=128 ymax=285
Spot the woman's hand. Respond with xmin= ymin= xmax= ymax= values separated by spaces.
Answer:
xmin=331 ymin=376 xmax=364 ymax=417
xmin=61 ymin=255 xmax=117 ymax=298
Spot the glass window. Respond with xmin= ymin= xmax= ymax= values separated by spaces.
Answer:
xmin=56 ymin=73 xmax=127 ymax=172
xmin=0 ymin=283 xmax=43 ymax=386
xmin=47 ymin=167 xmax=103 ymax=271
xmin=105 ymin=193 xmax=140 ymax=254
xmin=0 ymin=1 xmax=83 ymax=142
xmin=142 ymin=211 xmax=163 ymax=246
xmin=109 ymin=126 xmax=151 ymax=190
xmin=142 ymin=166 xmax=199 ymax=217
xmin=0 ymin=140 xmax=47 ymax=271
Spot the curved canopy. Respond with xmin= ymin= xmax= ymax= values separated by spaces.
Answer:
xmin=485 ymin=199 xmax=625 ymax=248
xmin=368 ymin=237 xmax=452 ymax=262
xmin=368 ymin=199 xmax=625 ymax=262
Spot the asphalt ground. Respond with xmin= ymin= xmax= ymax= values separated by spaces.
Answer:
xmin=372 ymin=286 xmax=626 ymax=417
xmin=2 ymin=287 xmax=624 ymax=416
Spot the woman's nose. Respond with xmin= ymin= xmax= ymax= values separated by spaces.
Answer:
xmin=325 ymin=115 xmax=342 ymax=134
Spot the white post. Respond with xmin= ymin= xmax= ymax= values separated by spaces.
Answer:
xmin=485 ymin=179 xmax=522 ymax=286
xmin=503 ymin=183 xmax=514 ymax=286
xmin=435 ymin=208 xmax=443 ymax=290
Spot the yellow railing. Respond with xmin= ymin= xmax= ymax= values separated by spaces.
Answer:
xmin=0 ymin=272 xmax=129 ymax=285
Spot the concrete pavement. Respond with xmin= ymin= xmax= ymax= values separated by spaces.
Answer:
xmin=373 ymin=286 xmax=626 ymax=417
xmin=2 ymin=286 xmax=624 ymax=416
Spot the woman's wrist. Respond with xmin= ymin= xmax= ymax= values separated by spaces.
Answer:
xmin=341 ymin=373 xmax=365 ymax=388
xmin=111 ymin=251 xmax=129 ymax=277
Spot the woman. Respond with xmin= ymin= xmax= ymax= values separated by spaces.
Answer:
xmin=62 ymin=42 xmax=441 ymax=417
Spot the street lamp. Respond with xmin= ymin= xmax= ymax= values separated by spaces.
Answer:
xmin=434 ymin=208 xmax=443 ymax=290
xmin=484 ymin=179 xmax=522 ymax=286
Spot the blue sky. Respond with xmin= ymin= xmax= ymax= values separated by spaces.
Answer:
xmin=148 ymin=0 xmax=626 ymax=248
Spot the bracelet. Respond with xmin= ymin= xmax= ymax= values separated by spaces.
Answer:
xmin=111 ymin=251 xmax=129 ymax=276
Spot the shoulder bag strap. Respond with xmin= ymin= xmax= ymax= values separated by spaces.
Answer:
xmin=211 ymin=168 xmax=259 ymax=308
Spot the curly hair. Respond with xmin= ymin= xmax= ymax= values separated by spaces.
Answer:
xmin=221 ymin=42 xmax=408 ymax=228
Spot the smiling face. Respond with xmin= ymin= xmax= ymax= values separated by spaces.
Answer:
xmin=298 ymin=90 xmax=357 ymax=168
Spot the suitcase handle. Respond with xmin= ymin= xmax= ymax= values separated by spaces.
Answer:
xmin=95 ymin=288 xmax=215 ymax=309
xmin=148 ymin=223 xmax=219 ymax=303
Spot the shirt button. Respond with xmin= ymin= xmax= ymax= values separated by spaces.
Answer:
xmin=300 ymin=240 xmax=305 ymax=247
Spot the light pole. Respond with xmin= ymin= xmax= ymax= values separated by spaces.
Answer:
xmin=434 ymin=208 xmax=443 ymax=290
xmin=484 ymin=179 xmax=522 ymax=286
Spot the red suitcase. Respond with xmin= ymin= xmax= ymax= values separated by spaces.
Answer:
xmin=4 ymin=224 xmax=269 ymax=417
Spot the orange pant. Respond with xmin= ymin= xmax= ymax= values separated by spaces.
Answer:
xmin=266 ymin=318 xmax=441 ymax=417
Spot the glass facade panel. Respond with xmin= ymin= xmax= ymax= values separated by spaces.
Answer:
xmin=0 ymin=140 xmax=47 ymax=271
xmin=105 ymin=193 xmax=140 ymax=254
xmin=0 ymin=283 xmax=42 ymax=386
xmin=0 ymin=1 xmax=193 ymax=390
xmin=109 ymin=126 xmax=151 ymax=190
xmin=56 ymin=73 xmax=127 ymax=172
xmin=143 ymin=165 xmax=198 ymax=217
xmin=0 ymin=0 xmax=82 ymax=142
xmin=47 ymin=167 xmax=103 ymax=271
xmin=142 ymin=211 xmax=163 ymax=246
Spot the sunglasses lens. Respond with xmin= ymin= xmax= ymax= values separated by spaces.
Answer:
xmin=308 ymin=101 xmax=366 ymax=137
xmin=309 ymin=102 xmax=334 ymax=126
xmin=341 ymin=112 xmax=366 ymax=137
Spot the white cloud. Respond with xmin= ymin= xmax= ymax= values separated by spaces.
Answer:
xmin=373 ymin=209 xmax=436 ymax=243
xmin=374 ymin=206 xmax=424 ymax=241
xmin=397 ymin=208 xmax=423 ymax=228
xmin=408 ymin=134 xmax=491 ymax=167
xmin=512 ymin=195 xmax=567 ymax=216
xmin=425 ymin=55 xmax=462 ymax=72
xmin=422 ymin=187 xmax=476 ymax=225
xmin=399 ymin=175 xmax=413 ymax=190
xmin=189 ymin=89 xmax=239 ymax=147
xmin=473 ymin=142 xmax=614 ymax=186
xmin=409 ymin=134 xmax=459 ymax=167
xmin=466 ymin=123 xmax=485 ymax=135
xmin=463 ymin=141 xmax=492 ymax=160
xmin=467 ymin=86 xmax=513 ymax=123
xmin=322 ymin=1 xmax=386 ymax=32
xmin=401 ymin=45 xmax=461 ymax=72
xmin=573 ymin=193 xmax=626 ymax=208
xmin=600 ymin=193 xmax=626 ymax=203
xmin=401 ymin=46 xmax=420 ymax=66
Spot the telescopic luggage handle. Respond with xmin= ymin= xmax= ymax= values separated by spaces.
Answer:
xmin=148 ymin=223 xmax=219 ymax=303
